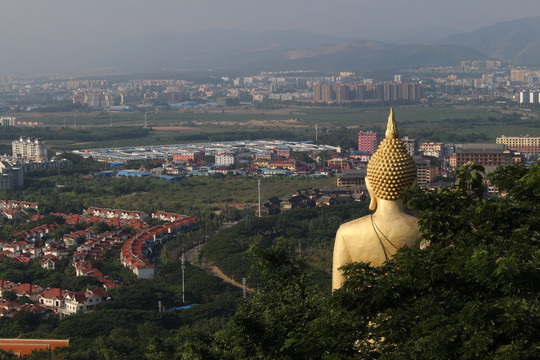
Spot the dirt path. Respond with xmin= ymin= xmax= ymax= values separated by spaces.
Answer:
xmin=185 ymin=247 xmax=253 ymax=292
xmin=204 ymin=262 xmax=252 ymax=291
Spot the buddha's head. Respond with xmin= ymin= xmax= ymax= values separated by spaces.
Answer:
xmin=366 ymin=108 xmax=417 ymax=210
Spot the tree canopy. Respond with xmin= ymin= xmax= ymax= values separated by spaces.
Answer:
xmin=193 ymin=163 xmax=540 ymax=359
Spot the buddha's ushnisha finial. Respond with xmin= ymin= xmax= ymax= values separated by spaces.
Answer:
xmin=385 ymin=107 xmax=398 ymax=139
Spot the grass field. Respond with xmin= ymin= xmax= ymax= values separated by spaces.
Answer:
xmin=6 ymin=104 xmax=540 ymax=150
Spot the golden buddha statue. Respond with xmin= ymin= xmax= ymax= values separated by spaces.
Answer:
xmin=332 ymin=108 xmax=422 ymax=290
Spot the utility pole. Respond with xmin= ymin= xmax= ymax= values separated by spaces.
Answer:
xmin=242 ymin=278 xmax=247 ymax=298
xmin=144 ymin=112 xmax=148 ymax=128
xmin=109 ymin=109 xmax=112 ymax=127
xmin=181 ymin=252 xmax=185 ymax=303
xmin=315 ymin=123 xmax=318 ymax=141
xmin=258 ymin=179 xmax=261 ymax=217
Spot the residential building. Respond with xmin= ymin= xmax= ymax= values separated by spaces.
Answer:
xmin=519 ymin=91 xmax=539 ymax=104
xmin=401 ymin=136 xmax=417 ymax=156
xmin=0 ymin=161 xmax=23 ymax=189
xmin=414 ymin=157 xmax=438 ymax=187
xmin=496 ymin=135 xmax=540 ymax=154
xmin=215 ymin=152 xmax=237 ymax=166
xmin=510 ymin=69 xmax=526 ymax=82
xmin=336 ymin=171 xmax=367 ymax=187
xmin=274 ymin=146 xmax=292 ymax=159
xmin=63 ymin=288 xmax=107 ymax=314
xmin=455 ymin=143 xmax=520 ymax=172
xmin=0 ymin=116 xmax=16 ymax=126
xmin=12 ymin=137 xmax=47 ymax=162
xmin=173 ymin=150 xmax=205 ymax=163
xmin=358 ymin=131 xmax=380 ymax=154
xmin=419 ymin=142 xmax=444 ymax=158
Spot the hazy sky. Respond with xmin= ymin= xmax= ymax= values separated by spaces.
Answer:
xmin=1 ymin=0 xmax=539 ymax=74
xmin=1 ymin=0 xmax=539 ymax=45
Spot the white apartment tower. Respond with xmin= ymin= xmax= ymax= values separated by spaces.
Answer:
xmin=0 ymin=116 xmax=17 ymax=126
xmin=12 ymin=137 xmax=48 ymax=162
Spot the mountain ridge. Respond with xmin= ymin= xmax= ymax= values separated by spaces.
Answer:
xmin=438 ymin=16 xmax=540 ymax=65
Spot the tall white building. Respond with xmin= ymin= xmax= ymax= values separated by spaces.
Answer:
xmin=0 ymin=116 xmax=17 ymax=126
xmin=12 ymin=137 xmax=48 ymax=162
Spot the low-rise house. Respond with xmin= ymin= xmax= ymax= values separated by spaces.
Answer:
xmin=11 ymin=283 xmax=43 ymax=301
xmin=63 ymin=288 xmax=107 ymax=314
xmin=40 ymin=254 xmax=60 ymax=270
xmin=0 ymin=299 xmax=18 ymax=317
xmin=43 ymin=243 xmax=69 ymax=259
xmin=37 ymin=288 xmax=67 ymax=310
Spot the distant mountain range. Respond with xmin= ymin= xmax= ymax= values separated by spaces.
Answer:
xmin=77 ymin=29 xmax=485 ymax=74
xmin=2 ymin=17 xmax=540 ymax=75
xmin=438 ymin=16 xmax=540 ymax=65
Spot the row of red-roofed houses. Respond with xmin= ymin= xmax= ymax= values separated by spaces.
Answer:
xmin=121 ymin=233 xmax=155 ymax=279
xmin=0 ymin=240 xmax=42 ymax=260
xmin=0 ymin=200 xmax=38 ymax=210
xmin=83 ymin=207 xmax=148 ymax=221
xmin=152 ymin=211 xmax=193 ymax=222
xmin=121 ymin=217 xmax=197 ymax=279
xmin=16 ymin=223 xmax=58 ymax=244
xmin=0 ymin=280 xmax=108 ymax=316
xmin=71 ymin=230 xmax=129 ymax=289
xmin=53 ymin=211 xmax=147 ymax=231
xmin=0 ymin=208 xmax=20 ymax=220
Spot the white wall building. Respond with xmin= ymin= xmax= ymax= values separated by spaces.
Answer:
xmin=12 ymin=137 xmax=47 ymax=162
xmin=215 ymin=152 xmax=237 ymax=166
xmin=0 ymin=117 xmax=17 ymax=126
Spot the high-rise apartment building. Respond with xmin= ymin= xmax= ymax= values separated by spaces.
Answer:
xmin=0 ymin=161 xmax=23 ymax=189
xmin=0 ymin=117 xmax=17 ymax=126
xmin=358 ymin=131 xmax=381 ymax=154
xmin=510 ymin=69 xmax=526 ymax=82
xmin=414 ymin=157 xmax=437 ymax=187
xmin=12 ymin=137 xmax=47 ymax=162
xmin=519 ymin=91 xmax=539 ymax=104
xmin=401 ymin=136 xmax=417 ymax=156
xmin=313 ymin=82 xmax=423 ymax=103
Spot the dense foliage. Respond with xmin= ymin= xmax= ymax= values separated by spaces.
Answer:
xmin=201 ymin=202 xmax=370 ymax=290
xmin=189 ymin=163 xmax=540 ymax=359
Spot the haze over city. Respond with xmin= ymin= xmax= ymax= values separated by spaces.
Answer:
xmin=2 ymin=0 xmax=540 ymax=74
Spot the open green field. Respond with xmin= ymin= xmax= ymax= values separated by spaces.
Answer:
xmin=5 ymin=104 xmax=540 ymax=150
xmin=11 ymin=169 xmax=336 ymax=215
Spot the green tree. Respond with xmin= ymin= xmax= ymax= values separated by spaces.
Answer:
xmin=2 ymin=290 xmax=17 ymax=301
xmin=211 ymin=238 xmax=328 ymax=360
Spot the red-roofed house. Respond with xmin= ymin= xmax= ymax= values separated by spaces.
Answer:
xmin=37 ymin=288 xmax=68 ymax=310
xmin=40 ymin=254 xmax=60 ymax=270
xmin=63 ymin=288 xmax=107 ymax=314
xmin=11 ymin=283 xmax=43 ymax=301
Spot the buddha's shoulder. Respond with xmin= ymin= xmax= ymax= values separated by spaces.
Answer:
xmin=337 ymin=216 xmax=372 ymax=235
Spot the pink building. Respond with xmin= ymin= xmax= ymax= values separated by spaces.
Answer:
xmin=358 ymin=131 xmax=380 ymax=154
